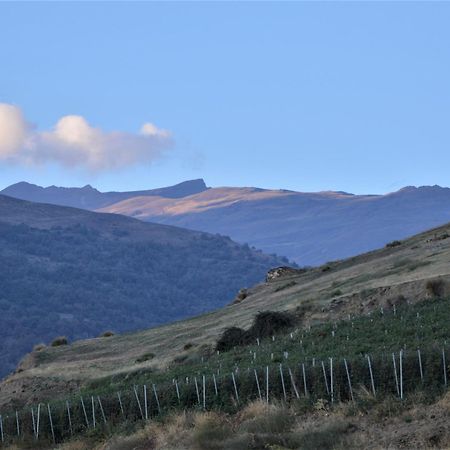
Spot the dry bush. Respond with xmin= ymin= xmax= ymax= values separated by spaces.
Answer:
xmin=99 ymin=330 xmax=115 ymax=338
xmin=33 ymin=343 xmax=46 ymax=352
xmin=51 ymin=336 xmax=68 ymax=347
xmin=426 ymin=278 xmax=446 ymax=298
xmin=238 ymin=402 xmax=294 ymax=435
xmin=192 ymin=412 xmax=232 ymax=450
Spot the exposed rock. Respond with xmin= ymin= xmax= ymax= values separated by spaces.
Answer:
xmin=266 ymin=266 xmax=305 ymax=282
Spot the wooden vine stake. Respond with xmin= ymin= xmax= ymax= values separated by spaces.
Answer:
xmin=0 ymin=414 xmax=4 ymax=443
xmin=266 ymin=366 xmax=270 ymax=404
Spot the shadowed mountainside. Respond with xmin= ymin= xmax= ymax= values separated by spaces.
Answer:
xmin=99 ymin=184 xmax=450 ymax=265
xmin=0 ymin=195 xmax=288 ymax=379
xmin=5 ymin=180 xmax=450 ymax=266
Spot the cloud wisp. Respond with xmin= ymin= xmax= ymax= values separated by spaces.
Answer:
xmin=0 ymin=103 xmax=173 ymax=171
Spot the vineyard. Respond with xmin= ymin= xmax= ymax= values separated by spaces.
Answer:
xmin=2 ymin=295 xmax=450 ymax=447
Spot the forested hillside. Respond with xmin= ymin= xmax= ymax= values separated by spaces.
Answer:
xmin=0 ymin=195 xmax=288 ymax=378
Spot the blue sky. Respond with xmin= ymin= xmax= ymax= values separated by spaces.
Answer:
xmin=0 ymin=2 xmax=449 ymax=194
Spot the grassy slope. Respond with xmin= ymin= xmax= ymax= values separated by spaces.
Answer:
xmin=2 ymin=220 xmax=450 ymax=410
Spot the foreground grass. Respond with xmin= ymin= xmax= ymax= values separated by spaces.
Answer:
xmin=12 ymin=391 xmax=450 ymax=450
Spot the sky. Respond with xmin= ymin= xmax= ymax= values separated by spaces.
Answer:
xmin=0 ymin=1 xmax=449 ymax=195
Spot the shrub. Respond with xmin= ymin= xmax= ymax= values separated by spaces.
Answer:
xmin=216 ymin=310 xmax=297 ymax=352
xmin=184 ymin=342 xmax=195 ymax=351
xmin=426 ymin=279 xmax=446 ymax=298
xmin=51 ymin=336 xmax=68 ymax=347
xmin=386 ymin=240 xmax=402 ymax=248
xmin=99 ymin=330 xmax=114 ymax=337
xmin=249 ymin=311 xmax=296 ymax=339
xmin=216 ymin=327 xmax=247 ymax=352
xmin=135 ymin=352 xmax=155 ymax=363
xmin=331 ymin=289 xmax=343 ymax=297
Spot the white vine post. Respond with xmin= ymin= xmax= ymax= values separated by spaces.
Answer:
xmin=80 ymin=396 xmax=89 ymax=428
xmin=202 ymin=376 xmax=206 ymax=410
xmin=417 ymin=349 xmax=424 ymax=382
xmin=279 ymin=364 xmax=287 ymax=401
xmin=443 ymin=349 xmax=448 ymax=387
xmin=322 ymin=361 xmax=330 ymax=396
xmin=133 ymin=386 xmax=144 ymax=420
xmin=302 ymin=363 xmax=308 ymax=396
xmin=47 ymin=404 xmax=55 ymax=444
xmin=66 ymin=401 xmax=73 ymax=435
xmin=266 ymin=366 xmax=270 ymax=404
xmin=231 ymin=372 xmax=239 ymax=403
xmin=117 ymin=392 xmax=125 ymax=416
xmin=344 ymin=358 xmax=354 ymax=402
xmin=254 ymin=369 xmax=262 ymax=401
xmin=288 ymin=368 xmax=300 ymax=399
xmin=175 ymin=380 xmax=181 ymax=403
xmin=16 ymin=411 xmax=20 ymax=437
xmin=213 ymin=374 xmax=218 ymax=396
xmin=98 ymin=397 xmax=107 ymax=424
xmin=0 ymin=414 xmax=4 ymax=443
xmin=143 ymin=385 xmax=148 ymax=420
xmin=330 ymin=358 xmax=334 ymax=403
xmin=392 ymin=353 xmax=400 ymax=397
xmin=367 ymin=355 xmax=376 ymax=397
xmin=194 ymin=377 xmax=201 ymax=405
xmin=153 ymin=384 xmax=161 ymax=414
xmin=399 ymin=350 xmax=404 ymax=400
xmin=36 ymin=403 xmax=41 ymax=439
xmin=91 ymin=396 xmax=96 ymax=429
xmin=31 ymin=407 xmax=36 ymax=439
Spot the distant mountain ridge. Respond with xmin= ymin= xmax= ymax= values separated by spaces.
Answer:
xmin=4 ymin=180 xmax=450 ymax=266
xmin=0 ymin=194 xmax=287 ymax=378
xmin=1 ymin=179 xmax=208 ymax=210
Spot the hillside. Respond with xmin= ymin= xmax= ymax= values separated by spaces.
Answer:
xmin=99 ymin=184 xmax=450 ymax=265
xmin=2 ymin=218 xmax=450 ymax=412
xmin=0 ymin=195 xmax=287 ymax=379
xmin=1 ymin=179 xmax=208 ymax=210
xmin=5 ymin=180 xmax=450 ymax=266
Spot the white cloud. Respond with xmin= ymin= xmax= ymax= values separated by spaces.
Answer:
xmin=0 ymin=103 xmax=173 ymax=171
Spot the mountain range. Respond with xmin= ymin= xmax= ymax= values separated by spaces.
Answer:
xmin=0 ymin=194 xmax=287 ymax=378
xmin=4 ymin=180 xmax=450 ymax=265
